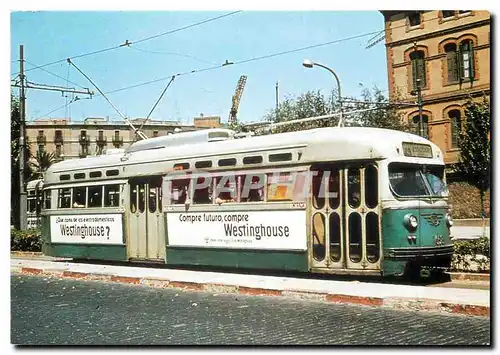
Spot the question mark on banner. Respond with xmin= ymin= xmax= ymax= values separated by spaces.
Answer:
xmin=106 ymin=226 xmax=110 ymax=239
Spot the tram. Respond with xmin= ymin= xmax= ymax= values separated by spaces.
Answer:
xmin=26 ymin=178 xmax=44 ymax=229
xmin=40 ymin=126 xmax=453 ymax=277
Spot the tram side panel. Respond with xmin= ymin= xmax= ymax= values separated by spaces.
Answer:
xmin=162 ymin=172 xmax=310 ymax=271
xmin=41 ymin=184 xmax=129 ymax=261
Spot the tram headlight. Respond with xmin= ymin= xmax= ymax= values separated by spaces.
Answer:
xmin=445 ymin=213 xmax=454 ymax=228
xmin=403 ymin=214 xmax=418 ymax=231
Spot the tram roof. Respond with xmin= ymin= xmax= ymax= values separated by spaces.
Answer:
xmin=46 ymin=126 xmax=443 ymax=175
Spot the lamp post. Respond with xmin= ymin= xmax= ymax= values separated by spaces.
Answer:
xmin=302 ymin=59 xmax=343 ymax=127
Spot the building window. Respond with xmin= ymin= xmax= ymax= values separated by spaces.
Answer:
xmin=444 ymin=43 xmax=459 ymax=83
xmin=410 ymin=50 xmax=426 ymax=90
xmin=408 ymin=12 xmax=421 ymax=27
xmin=449 ymin=110 xmax=462 ymax=148
xmin=442 ymin=10 xmax=455 ymax=19
xmin=410 ymin=114 xmax=429 ymax=139
xmin=55 ymin=145 xmax=62 ymax=159
xmin=153 ymin=130 xmax=159 ymax=137
xmin=458 ymin=10 xmax=471 ymax=15
xmin=459 ymin=40 xmax=475 ymax=81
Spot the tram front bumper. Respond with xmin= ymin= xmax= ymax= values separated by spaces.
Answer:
xmin=384 ymin=245 xmax=453 ymax=267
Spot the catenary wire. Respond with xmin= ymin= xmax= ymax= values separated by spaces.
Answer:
xmin=11 ymin=11 xmax=243 ymax=76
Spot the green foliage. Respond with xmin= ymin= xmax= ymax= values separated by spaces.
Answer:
xmin=11 ymin=228 xmax=41 ymax=252
xmin=452 ymin=237 xmax=490 ymax=272
xmin=30 ymin=150 xmax=56 ymax=177
xmin=257 ymin=86 xmax=410 ymax=135
xmin=453 ymin=97 xmax=490 ymax=215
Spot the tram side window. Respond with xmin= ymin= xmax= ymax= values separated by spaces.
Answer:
xmin=58 ymin=188 xmax=71 ymax=209
xmin=192 ymin=176 xmax=213 ymax=204
xmin=170 ymin=179 xmax=190 ymax=205
xmin=240 ymin=174 xmax=265 ymax=202
xmin=27 ymin=198 xmax=36 ymax=213
xmin=130 ymin=184 xmax=137 ymax=213
xmin=215 ymin=176 xmax=238 ymax=203
xmin=87 ymin=186 xmax=103 ymax=208
xmin=43 ymin=190 xmax=51 ymax=210
xmin=104 ymin=184 xmax=120 ymax=207
xmin=72 ymin=187 xmax=86 ymax=208
xmin=267 ymin=172 xmax=294 ymax=202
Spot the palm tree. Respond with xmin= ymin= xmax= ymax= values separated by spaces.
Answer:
xmin=30 ymin=151 xmax=56 ymax=178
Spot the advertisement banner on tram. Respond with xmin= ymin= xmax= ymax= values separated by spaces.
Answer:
xmin=167 ymin=210 xmax=307 ymax=250
xmin=50 ymin=214 xmax=123 ymax=244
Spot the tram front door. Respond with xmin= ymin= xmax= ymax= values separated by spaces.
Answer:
xmin=127 ymin=176 xmax=165 ymax=261
xmin=310 ymin=164 xmax=381 ymax=272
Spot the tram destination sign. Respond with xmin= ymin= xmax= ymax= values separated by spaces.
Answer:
xmin=50 ymin=214 xmax=123 ymax=244
xmin=402 ymin=142 xmax=433 ymax=158
xmin=167 ymin=210 xmax=307 ymax=251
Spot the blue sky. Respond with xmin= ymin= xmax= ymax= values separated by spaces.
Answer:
xmin=10 ymin=11 xmax=389 ymax=124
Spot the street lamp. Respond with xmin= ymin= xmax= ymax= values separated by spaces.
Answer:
xmin=302 ymin=59 xmax=344 ymax=127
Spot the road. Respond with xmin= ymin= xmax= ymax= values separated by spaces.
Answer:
xmin=11 ymin=274 xmax=490 ymax=346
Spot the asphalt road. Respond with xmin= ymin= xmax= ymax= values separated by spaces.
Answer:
xmin=11 ymin=274 xmax=491 ymax=346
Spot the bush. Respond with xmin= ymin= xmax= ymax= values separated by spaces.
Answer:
xmin=452 ymin=237 xmax=490 ymax=272
xmin=11 ymin=228 xmax=41 ymax=252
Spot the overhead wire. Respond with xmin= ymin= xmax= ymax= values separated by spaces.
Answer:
xmin=24 ymin=60 xmax=90 ymax=90
xmin=11 ymin=11 xmax=243 ymax=76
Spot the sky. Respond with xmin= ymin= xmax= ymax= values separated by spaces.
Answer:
xmin=10 ymin=10 xmax=390 ymax=125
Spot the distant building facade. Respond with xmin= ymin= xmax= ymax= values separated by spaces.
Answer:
xmin=380 ymin=10 xmax=490 ymax=165
xmin=27 ymin=116 xmax=221 ymax=160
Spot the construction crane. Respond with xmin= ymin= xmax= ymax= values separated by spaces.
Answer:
xmin=228 ymin=75 xmax=247 ymax=125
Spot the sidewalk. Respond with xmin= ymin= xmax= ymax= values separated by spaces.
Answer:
xmin=11 ymin=257 xmax=490 ymax=318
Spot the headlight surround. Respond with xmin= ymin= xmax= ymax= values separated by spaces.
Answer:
xmin=445 ymin=213 xmax=454 ymax=228
xmin=403 ymin=214 xmax=418 ymax=231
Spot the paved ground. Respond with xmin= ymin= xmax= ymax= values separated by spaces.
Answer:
xmin=11 ymin=274 xmax=491 ymax=346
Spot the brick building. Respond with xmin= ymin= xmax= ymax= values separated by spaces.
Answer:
xmin=380 ymin=10 xmax=490 ymax=166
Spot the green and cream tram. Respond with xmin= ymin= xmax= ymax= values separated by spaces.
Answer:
xmin=40 ymin=127 xmax=453 ymax=277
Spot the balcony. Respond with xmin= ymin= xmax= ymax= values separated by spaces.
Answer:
xmin=96 ymin=135 xmax=107 ymax=145
xmin=36 ymin=134 xmax=46 ymax=145
xmin=79 ymin=135 xmax=90 ymax=145
xmin=112 ymin=135 xmax=123 ymax=147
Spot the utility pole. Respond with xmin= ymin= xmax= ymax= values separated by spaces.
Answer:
xmin=12 ymin=46 xmax=94 ymax=230
xmin=18 ymin=45 xmax=27 ymax=230
xmin=416 ymin=78 xmax=424 ymax=137
xmin=275 ymin=81 xmax=279 ymax=122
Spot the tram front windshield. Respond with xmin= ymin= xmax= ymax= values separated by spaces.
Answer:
xmin=389 ymin=163 xmax=447 ymax=197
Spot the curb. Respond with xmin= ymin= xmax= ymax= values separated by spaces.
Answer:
xmin=12 ymin=266 xmax=489 ymax=318
xmin=448 ymin=272 xmax=490 ymax=282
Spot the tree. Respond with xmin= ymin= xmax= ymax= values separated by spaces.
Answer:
xmin=453 ymin=97 xmax=491 ymax=217
xmin=30 ymin=151 xmax=56 ymax=178
xmin=345 ymin=86 xmax=410 ymax=131
xmin=257 ymin=87 xmax=409 ymax=134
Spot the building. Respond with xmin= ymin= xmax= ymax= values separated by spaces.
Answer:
xmin=380 ymin=10 xmax=490 ymax=165
xmin=27 ymin=116 xmax=221 ymax=161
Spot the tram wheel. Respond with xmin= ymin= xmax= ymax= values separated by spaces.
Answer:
xmin=404 ymin=263 xmax=422 ymax=281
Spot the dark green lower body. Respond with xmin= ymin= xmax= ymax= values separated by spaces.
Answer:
xmin=166 ymin=247 xmax=309 ymax=272
xmin=382 ymin=245 xmax=454 ymax=276
xmin=42 ymin=243 xmax=127 ymax=261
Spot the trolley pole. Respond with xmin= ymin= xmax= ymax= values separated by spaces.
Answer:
xmin=18 ymin=44 xmax=27 ymax=231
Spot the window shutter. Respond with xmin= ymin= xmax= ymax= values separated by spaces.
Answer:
xmin=447 ymin=51 xmax=459 ymax=82
xmin=469 ymin=43 xmax=475 ymax=82
xmin=417 ymin=57 xmax=426 ymax=87
xmin=412 ymin=59 xmax=418 ymax=90
xmin=457 ymin=49 xmax=464 ymax=83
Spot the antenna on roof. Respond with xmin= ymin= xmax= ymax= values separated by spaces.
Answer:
xmin=67 ymin=58 xmax=148 ymax=140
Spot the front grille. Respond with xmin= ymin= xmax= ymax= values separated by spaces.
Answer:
xmin=385 ymin=245 xmax=454 ymax=260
